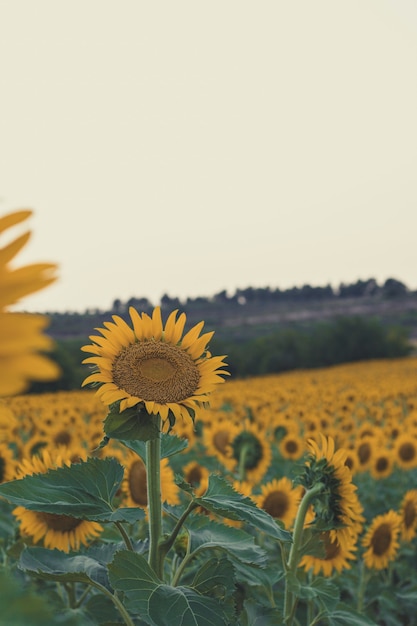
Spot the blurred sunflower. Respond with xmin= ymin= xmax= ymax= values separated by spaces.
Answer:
xmin=278 ymin=432 xmax=305 ymax=461
xmin=121 ymin=452 xmax=179 ymax=509
xmin=300 ymin=529 xmax=357 ymax=577
xmin=0 ymin=209 xmax=59 ymax=396
xmin=393 ymin=433 xmax=417 ymax=470
xmin=82 ymin=306 xmax=228 ymax=423
xmin=362 ymin=510 xmax=401 ymax=570
xmin=182 ymin=460 xmax=210 ymax=496
xmin=13 ymin=448 xmax=102 ymax=553
xmin=399 ymin=490 xmax=417 ymax=541
xmin=254 ymin=477 xmax=302 ymax=529
xmin=229 ymin=421 xmax=272 ymax=484
xmin=369 ymin=448 xmax=394 ymax=480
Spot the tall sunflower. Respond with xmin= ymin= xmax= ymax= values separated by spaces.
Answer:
xmin=12 ymin=448 xmax=103 ymax=553
xmin=82 ymin=306 xmax=228 ymax=423
xmin=0 ymin=210 xmax=59 ymax=396
xmin=362 ymin=510 xmax=401 ymax=570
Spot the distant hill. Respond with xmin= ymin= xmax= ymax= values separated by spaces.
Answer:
xmin=43 ymin=277 xmax=417 ymax=344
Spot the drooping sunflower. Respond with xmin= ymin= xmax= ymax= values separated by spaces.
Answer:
xmin=300 ymin=435 xmax=364 ymax=550
xmin=254 ymin=477 xmax=302 ymax=529
xmin=399 ymin=489 xmax=417 ymax=541
xmin=121 ymin=452 xmax=179 ymax=509
xmin=12 ymin=448 xmax=103 ymax=553
xmin=0 ymin=209 xmax=60 ymax=396
xmin=362 ymin=510 xmax=401 ymax=570
xmin=82 ymin=306 xmax=229 ymax=423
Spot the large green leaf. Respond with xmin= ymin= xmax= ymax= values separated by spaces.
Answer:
xmin=108 ymin=550 xmax=230 ymax=625
xmin=191 ymin=556 xmax=235 ymax=598
xmin=327 ymin=604 xmax=379 ymax=625
xmin=297 ymin=577 xmax=340 ymax=612
xmin=121 ymin=433 xmax=188 ymax=462
xmin=192 ymin=475 xmax=292 ymax=542
xmin=19 ymin=546 xmax=109 ymax=588
xmin=0 ymin=457 xmax=129 ymax=522
xmin=104 ymin=406 xmax=159 ymax=441
xmin=185 ymin=515 xmax=267 ymax=567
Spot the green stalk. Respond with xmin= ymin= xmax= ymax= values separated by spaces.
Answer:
xmin=238 ymin=443 xmax=250 ymax=481
xmin=146 ymin=416 xmax=163 ymax=578
xmin=283 ymin=482 xmax=324 ymax=625
xmin=89 ymin=581 xmax=135 ymax=626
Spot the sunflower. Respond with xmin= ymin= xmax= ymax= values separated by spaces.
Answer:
xmin=278 ymin=432 xmax=305 ymax=461
xmin=182 ymin=460 xmax=210 ymax=496
xmin=12 ymin=448 xmax=103 ymax=553
xmin=254 ymin=477 xmax=302 ymax=529
xmin=393 ymin=433 xmax=417 ymax=470
xmin=399 ymin=490 xmax=417 ymax=541
xmin=121 ymin=452 xmax=179 ymax=509
xmin=362 ymin=510 xmax=401 ymax=570
xmin=369 ymin=448 xmax=394 ymax=480
xmin=82 ymin=306 xmax=228 ymax=424
xmin=300 ymin=529 xmax=358 ymax=577
xmin=300 ymin=435 xmax=364 ymax=550
xmin=0 ymin=209 xmax=59 ymax=396
xmin=228 ymin=421 xmax=272 ymax=485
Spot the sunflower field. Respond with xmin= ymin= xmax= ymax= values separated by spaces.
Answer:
xmin=2 ymin=209 xmax=417 ymax=625
xmin=1 ymin=356 xmax=417 ymax=625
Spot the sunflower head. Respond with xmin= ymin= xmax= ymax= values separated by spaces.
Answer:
xmin=82 ymin=306 xmax=229 ymax=430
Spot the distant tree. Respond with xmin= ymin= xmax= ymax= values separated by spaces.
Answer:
xmin=382 ymin=278 xmax=408 ymax=299
xmin=160 ymin=293 xmax=182 ymax=309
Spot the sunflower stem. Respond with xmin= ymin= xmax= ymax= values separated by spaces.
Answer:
xmin=146 ymin=417 xmax=164 ymax=579
xmin=283 ymin=482 xmax=324 ymax=626
xmin=237 ymin=443 xmax=250 ymax=481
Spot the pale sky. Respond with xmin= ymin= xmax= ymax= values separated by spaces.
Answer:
xmin=1 ymin=0 xmax=417 ymax=313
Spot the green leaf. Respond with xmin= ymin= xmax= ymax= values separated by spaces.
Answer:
xmin=19 ymin=546 xmax=109 ymax=588
xmin=191 ymin=556 xmax=235 ymax=599
xmin=194 ymin=475 xmax=292 ymax=542
xmin=121 ymin=432 xmax=188 ymax=462
xmin=108 ymin=550 xmax=230 ymax=625
xmin=104 ymin=406 xmax=159 ymax=441
xmin=297 ymin=577 xmax=340 ymax=612
xmin=185 ymin=515 xmax=267 ymax=567
xmin=327 ymin=604 xmax=379 ymax=625
xmin=0 ymin=457 xmax=124 ymax=521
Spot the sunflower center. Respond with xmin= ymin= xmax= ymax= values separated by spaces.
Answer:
xmin=263 ymin=491 xmax=289 ymax=519
xmin=375 ymin=457 xmax=389 ymax=473
xmin=213 ymin=430 xmax=230 ymax=455
xmin=398 ymin=442 xmax=415 ymax=462
xmin=371 ymin=522 xmax=392 ymax=556
xmin=186 ymin=465 xmax=203 ymax=487
xmin=37 ymin=512 xmax=82 ymax=532
xmin=128 ymin=460 xmax=148 ymax=506
xmin=112 ymin=341 xmax=200 ymax=404
xmin=284 ymin=440 xmax=298 ymax=454
xmin=357 ymin=442 xmax=371 ymax=465
xmin=53 ymin=430 xmax=72 ymax=446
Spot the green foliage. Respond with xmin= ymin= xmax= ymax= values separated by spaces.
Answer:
xmin=104 ymin=405 xmax=160 ymax=442
xmin=0 ymin=457 xmax=145 ymax=523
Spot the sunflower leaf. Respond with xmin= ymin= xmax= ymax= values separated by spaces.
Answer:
xmin=104 ymin=406 xmax=160 ymax=441
xmin=121 ymin=432 xmax=188 ymax=462
xmin=184 ymin=516 xmax=267 ymax=567
xmin=0 ymin=457 xmax=125 ymax=521
xmin=108 ymin=550 xmax=231 ymax=625
xmin=19 ymin=546 xmax=110 ymax=588
xmin=194 ymin=475 xmax=292 ymax=542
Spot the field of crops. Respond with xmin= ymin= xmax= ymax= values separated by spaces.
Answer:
xmin=1 ymin=356 xmax=417 ymax=625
